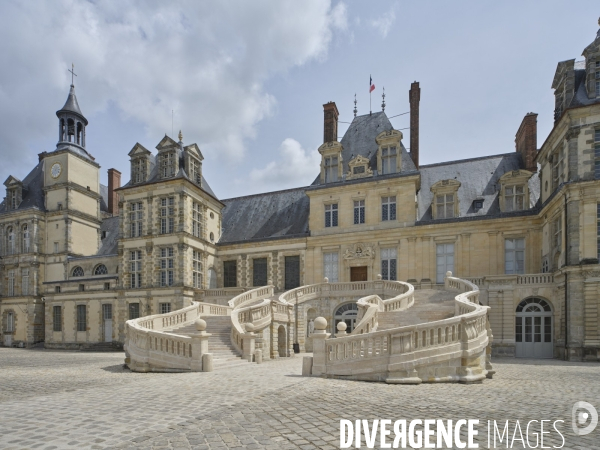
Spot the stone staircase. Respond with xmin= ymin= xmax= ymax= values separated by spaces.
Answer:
xmin=171 ymin=316 xmax=249 ymax=370
xmin=377 ymin=289 xmax=456 ymax=330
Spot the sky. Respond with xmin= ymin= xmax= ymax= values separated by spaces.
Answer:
xmin=0 ymin=1 xmax=598 ymax=200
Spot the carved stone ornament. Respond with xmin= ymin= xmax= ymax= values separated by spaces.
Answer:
xmin=346 ymin=155 xmax=373 ymax=180
xmin=583 ymin=270 xmax=600 ymax=279
xmin=343 ymin=243 xmax=374 ymax=260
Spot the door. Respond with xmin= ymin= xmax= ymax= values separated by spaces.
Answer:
xmin=515 ymin=298 xmax=553 ymax=358
xmin=102 ymin=304 xmax=113 ymax=343
xmin=284 ymin=256 xmax=300 ymax=290
xmin=350 ymin=266 xmax=368 ymax=282
xmin=436 ymin=243 xmax=455 ymax=283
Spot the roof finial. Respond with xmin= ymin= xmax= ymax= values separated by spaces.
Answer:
xmin=353 ymin=93 xmax=357 ymax=118
xmin=68 ymin=63 xmax=77 ymax=87
xmin=178 ymin=130 xmax=183 ymax=142
xmin=381 ymin=87 xmax=386 ymax=112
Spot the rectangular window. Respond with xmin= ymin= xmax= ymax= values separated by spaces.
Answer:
xmin=436 ymin=194 xmax=455 ymax=219
xmin=129 ymin=202 xmax=143 ymax=237
xmin=76 ymin=305 xmax=87 ymax=332
xmin=595 ymin=130 xmax=600 ymax=179
xmin=323 ymin=252 xmax=339 ymax=283
xmin=132 ymin=158 xmax=144 ymax=184
xmin=104 ymin=282 xmax=110 ymax=290
xmin=21 ymin=268 xmax=29 ymax=296
xmin=505 ymin=238 xmax=525 ymax=274
xmin=160 ymin=197 xmax=175 ymax=234
xmin=381 ymin=146 xmax=397 ymax=174
xmin=554 ymin=216 xmax=562 ymax=252
xmin=130 ymin=250 xmax=142 ymax=288
xmin=193 ymin=250 xmax=203 ymax=288
xmin=190 ymin=158 xmax=202 ymax=184
xmin=159 ymin=247 xmax=174 ymax=287
xmin=8 ymin=270 xmax=14 ymax=296
xmin=381 ymin=248 xmax=397 ymax=281
xmin=381 ymin=196 xmax=397 ymax=221
xmin=53 ymin=306 xmax=61 ymax=332
xmin=325 ymin=203 xmax=338 ymax=228
xmin=55 ymin=286 xmax=61 ymax=293
xmin=596 ymin=74 xmax=600 ymax=97
xmin=436 ymin=243 xmax=454 ymax=283
xmin=192 ymin=202 xmax=202 ymax=238
xmin=252 ymin=258 xmax=268 ymax=287
xmin=7 ymin=228 xmax=14 ymax=255
xmin=128 ymin=303 xmax=140 ymax=320
xmin=6 ymin=312 xmax=14 ymax=332
xmin=324 ymin=156 xmax=338 ymax=183
xmin=353 ymin=200 xmax=365 ymax=225
xmin=160 ymin=303 xmax=172 ymax=314
xmin=161 ymin=152 xmax=175 ymax=178
xmin=223 ymin=260 xmax=237 ymax=288
xmin=505 ymin=185 xmax=525 ymax=212
xmin=54 ymin=242 xmax=59 ymax=253
xmin=79 ymin=284 xmax=85 ymax=292
xmin=22 ymin=225 xmax=30 ymax=253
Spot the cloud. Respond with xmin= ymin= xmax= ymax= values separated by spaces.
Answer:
xmin=0 ymin=0 xmax=348 ymax=184
xmin=249 ymin=138 xmax=321 ymax=191
xmin=369 ymin=5 xmax=397 ymax=38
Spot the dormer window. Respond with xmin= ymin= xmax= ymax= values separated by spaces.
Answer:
xmin=10 ymin=190 xmax=17 ymax=209
xmin=190 ymin=158 xmax=201 ymax=185
xmin=132 ymin=158 xmax=145 ymax=184
xmin=160 ymin=151 xmax=176 ymax=178
xmin=325 ymin=156 xmax=338 ymax=182
xmin=499 ymin=170 xmax=533 ymax=213
xmin=473 ymin=199 xmax=484 ymax=211
xmin=4 ymin=176 xmax=24 ymax=211
xmin=430 ymin=179 xmax=461 ymax=220
xmin=381 ymin=146 xmax=397 ymax=174
xmin=346 ymin=155 xmax=373 ymax=180
xmin=504 ymin=186 xmax=525 ymax=211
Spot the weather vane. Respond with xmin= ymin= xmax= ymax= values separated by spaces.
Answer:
xmin=353 ymin=93 xmax=357 ymax=118
xmin=382 ymin=87 xmax=386 ymax=112
xmin=68 ymin=63 xmax=77 ymax=86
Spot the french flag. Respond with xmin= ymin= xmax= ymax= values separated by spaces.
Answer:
xmin=369 ymin=76 xmax=375 ymax=93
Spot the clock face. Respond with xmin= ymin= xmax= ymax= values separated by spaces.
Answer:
xmin=51 ymin=163 xmax=62 ymax=179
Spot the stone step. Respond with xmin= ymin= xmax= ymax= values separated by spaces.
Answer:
xmin=377 ymin=289 xmax=457 ymax=330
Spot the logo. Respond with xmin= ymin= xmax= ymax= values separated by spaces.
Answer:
xmin=571 ymin=401 xmax=598 ymax=436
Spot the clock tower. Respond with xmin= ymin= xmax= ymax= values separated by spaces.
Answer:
xmin=41 ymin=81 xmax=103 ymax=257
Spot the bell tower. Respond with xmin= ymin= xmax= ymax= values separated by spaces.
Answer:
xmin=56 ymin=66 xmax=88 ymax=150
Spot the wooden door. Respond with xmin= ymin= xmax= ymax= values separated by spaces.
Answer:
xmin=350 ymin=266 xmax=368 ymax=282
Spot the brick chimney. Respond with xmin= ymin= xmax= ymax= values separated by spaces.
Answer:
xmin=409 ymin=81 xmax=421 ymax=169
xmin=107 ymin=168 xmax=121 ymax=215
xmin=515 ymin=113 xmax=538 ymax=172
xmin=323 ymin=102 xmax=339 ymax=143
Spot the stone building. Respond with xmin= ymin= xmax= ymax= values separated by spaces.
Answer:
xmin=2 ymin=22 xmax=600 ymax=361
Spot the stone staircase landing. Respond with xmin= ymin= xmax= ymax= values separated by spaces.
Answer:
xmin=377 ymin=289 xmax=456 ymax=330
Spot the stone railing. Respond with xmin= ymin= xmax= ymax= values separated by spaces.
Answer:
xmin=305 ymin=273 xmax=493 ymax=384
xmin=125 ymin=301 xmax=231 ymax=373
xmin=229 ymin=285 xmax=278 ymax=359
xmin=465 ymin=273 xmax=554 ymax=287
xmin=350 ymin=280 xmax=415 ymax=336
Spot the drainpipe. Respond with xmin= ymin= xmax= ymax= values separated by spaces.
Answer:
xmin=563 ymin=192 xmax=568 ymax=361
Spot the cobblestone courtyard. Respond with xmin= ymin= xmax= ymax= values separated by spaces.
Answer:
xmin=0 ymin=348 xmax=599 ymax=450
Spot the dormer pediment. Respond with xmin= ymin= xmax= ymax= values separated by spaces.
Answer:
xmin=499 ymin=169 xmax=533 ymax=185
xmin=128 ymin=143 xmax=152 ymax=158
xmin=346 ymin=155 xmax=373 ymax=180
xmin=184 ymin=143 xmax=203 ymax=161
xmin=4 ymin=175 xmax=23 ymax=188
xmin=156 ymin=135 xmax=179 ymax=152
xmin=552 ymin=59 xmax=574 ymax=89
xmin=430 ymin=179 xmax=461 ymax=192
xmin=375 ymin=129 xmax=403 ymax=145
xmin=318 ymin=140 xmax=343 ymax=156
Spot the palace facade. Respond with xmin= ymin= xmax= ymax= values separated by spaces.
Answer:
xmin=2 ymin=24 xmax=600 ymax=362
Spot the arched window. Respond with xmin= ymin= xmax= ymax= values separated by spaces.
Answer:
xmin=333 ymin=303 xmax=358 ymax=334
xmin=72 ymin=266 xmax=84 ymax=277
xmin=22 ymin=224 xmax=29 ymax=253
xmin=6 ymin=226 xmax=14 ymax=255
xmin=60 ymin=119 xmax=65 ymax=141
xmin=94 ymin=264 xmax=108 ymax=276
xmin=76 ymin=122 xmax=83 ymax=145
xmin=67 ymin=118 xmax=75 ymax=142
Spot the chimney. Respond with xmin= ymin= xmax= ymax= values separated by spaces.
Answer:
xmin=409 ymin=81 xmax=421 ymax=169
xmin=323 ymin=101 xmax=339 ymax=143
xmin=107 ymin=168 xmax=121 ymax=215
xmin=515 ymin=113 xmax=538 ymax=172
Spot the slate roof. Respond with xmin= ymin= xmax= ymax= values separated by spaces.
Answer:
xmin=311 ymin=111 xmax=416 ymax=186
xmin=219 ymin=187 xmax=309 ymax=244
xmin=56 ymin=85 xmax=87 ymax=123
xmin=0 ymin=162 xmax=45 ymax=213
xmin=96 ymin=216 xmax=119 ymax=256
xmin=417 ymin=152 xmax=540 ymax=222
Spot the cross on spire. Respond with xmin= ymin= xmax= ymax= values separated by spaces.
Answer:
xmin=68 ymin=63 xmax=77 ymax=86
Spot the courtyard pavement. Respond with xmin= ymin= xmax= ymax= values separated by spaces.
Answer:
xmin=0 ymin=348 xmax=599 ymax=450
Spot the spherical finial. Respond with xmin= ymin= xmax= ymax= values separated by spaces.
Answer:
xmin=323 ymin=277 xmax=329 ymax=283
xmin=195 ymin=318 xmax=207 ymax=332
xmin=245 ymin=322 xmax=255 ymax=332
xmin=377 ymin=274 xmax=382 ymax=280
xmin=178 ymin=130 xmax=183 ymax=142
xmin=267 ymin=279 xmax=273 ymax=286
xmin=446 ymin=271 xmax=453 ymax=278
xmin=314 ymin=317 xmax=327 ymax=331
xmin=337 ymin=321 xmax=347 ymax=332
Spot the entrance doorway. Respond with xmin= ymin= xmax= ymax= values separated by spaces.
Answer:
xmin=350 ymin=266 xmax=367 ymax=281
xmin=102 ymin=304 xmax=112 ymax=343
xmin=334 ymin=303 xmax=358 ymax=334
xmin=515 ymin=298 xmax=553 ymax=358
xmin=277 ymin=325 xmax=287 ymax=357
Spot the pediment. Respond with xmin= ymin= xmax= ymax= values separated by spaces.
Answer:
xmin=156 ymin=135 xmax=179 ymax=151
xmin=376 ymin=129 xmax=403 ymax=144
xmin=499 ymin=169 xmax=533 ymax=184
xmin=431 ymin=179 xmax=461 ymax=192
xmin=318 ymin=140 xmax=343 ymax=156
xmin=346 ymin=155 xmax=373 ymax=180
xmin=3 ymin=175 xmax=23 ymax=187
xmin=128 ymin=143 xmax=152 ymax=157
xmin=552 ymin=59 xmax=574 ymax=89
xmin=184 ymin=143 xmax=204 ymax=161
